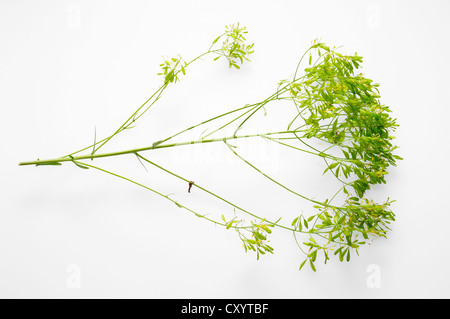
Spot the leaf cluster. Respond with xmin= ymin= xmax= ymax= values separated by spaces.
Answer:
xmin=157 ymin=55 xmax=187 ymax=84
xmin=213 ymin=23 xmax=254 ymax=69
xmin=290 ymin=43 xmax=400 ymax=199
xmin=223 ymin=215 xmax=275 ymax=260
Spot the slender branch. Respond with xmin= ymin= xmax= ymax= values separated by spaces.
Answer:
xmin=73 ymin=160 xmax=252 ymax=231
xmin=19 ymin=131 xmax=295 ymax=166
xmin=223 ymin=140 xmax=338 ymax=210
xmin=135 ymin=153 xmax=308 ymax=233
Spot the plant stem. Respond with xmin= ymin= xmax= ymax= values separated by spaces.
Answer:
xmin=135 ymin=153 xmax=304 ymax=232
xmin=223 ymin=140 xmax=340 ymax=210
xmin=64 ymin=48 xmax=221 ymax=159
xmin=73 ymin=160 xmax=254 ymax=231
xmin=18 ymin=131 xmax=297 ymax=166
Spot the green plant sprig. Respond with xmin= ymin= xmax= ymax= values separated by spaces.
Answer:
xmin=20 ymin=25 xmax=401 ymax=272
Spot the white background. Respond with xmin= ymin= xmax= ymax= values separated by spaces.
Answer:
xmin=1 ymin=0 xmax=450 ymax=298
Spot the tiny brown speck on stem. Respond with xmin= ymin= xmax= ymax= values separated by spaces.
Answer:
xmin=188 ymin=181 xmax=194 ymax=193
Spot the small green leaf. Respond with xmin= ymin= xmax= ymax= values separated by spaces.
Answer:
xmin=36 ymin=162 xmax=62 ymax=166
xmin=69 ymin=156 xmax=89 ymax=169
xmin=299 ymin=259 xmax=307 ymax=270
xmin=212 ymin=36 xmax=221 ymax=44
xmin=327 ymin=232 xmax=332 ymax=244
xmin=339 ymin=249 xmax=344 ymax=262
xmin=254 ymin=232 xmax=266 ymax=240
xmin=309 ymin=259 xmax=316 ymax=272
xmin=310 ymin=249 xmax=317 ymax=262
xmin=152 ymin=140 xmax=164 ymax=148
xmin=73 ymin=162 xmax=89 ymax=169
xmin=328 ymin=162 xmax=338 ymax=170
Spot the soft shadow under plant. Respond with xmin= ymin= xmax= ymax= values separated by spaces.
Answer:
xmin=20 ymin=23 xmax=402 ymax=271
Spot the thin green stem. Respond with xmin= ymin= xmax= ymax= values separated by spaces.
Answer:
xmin=19 ymin=131 xmax=294 ymax=166
xmin=135 ymin=153 xmax=310 ymax=233
xmin=223 ymin=140 xmax=339 ymax=210
xmin=73 ymin=159 xmax=253 ymax=231
xmin=65 ymin=48 xmax=222 ymax=159
xmin=159 ymin=103 xmax=257 ymax=144
xmin=137 ymin=154 xmax=272 ymax=225
xmin=65 ymin=84 xmax=167 ymax=158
